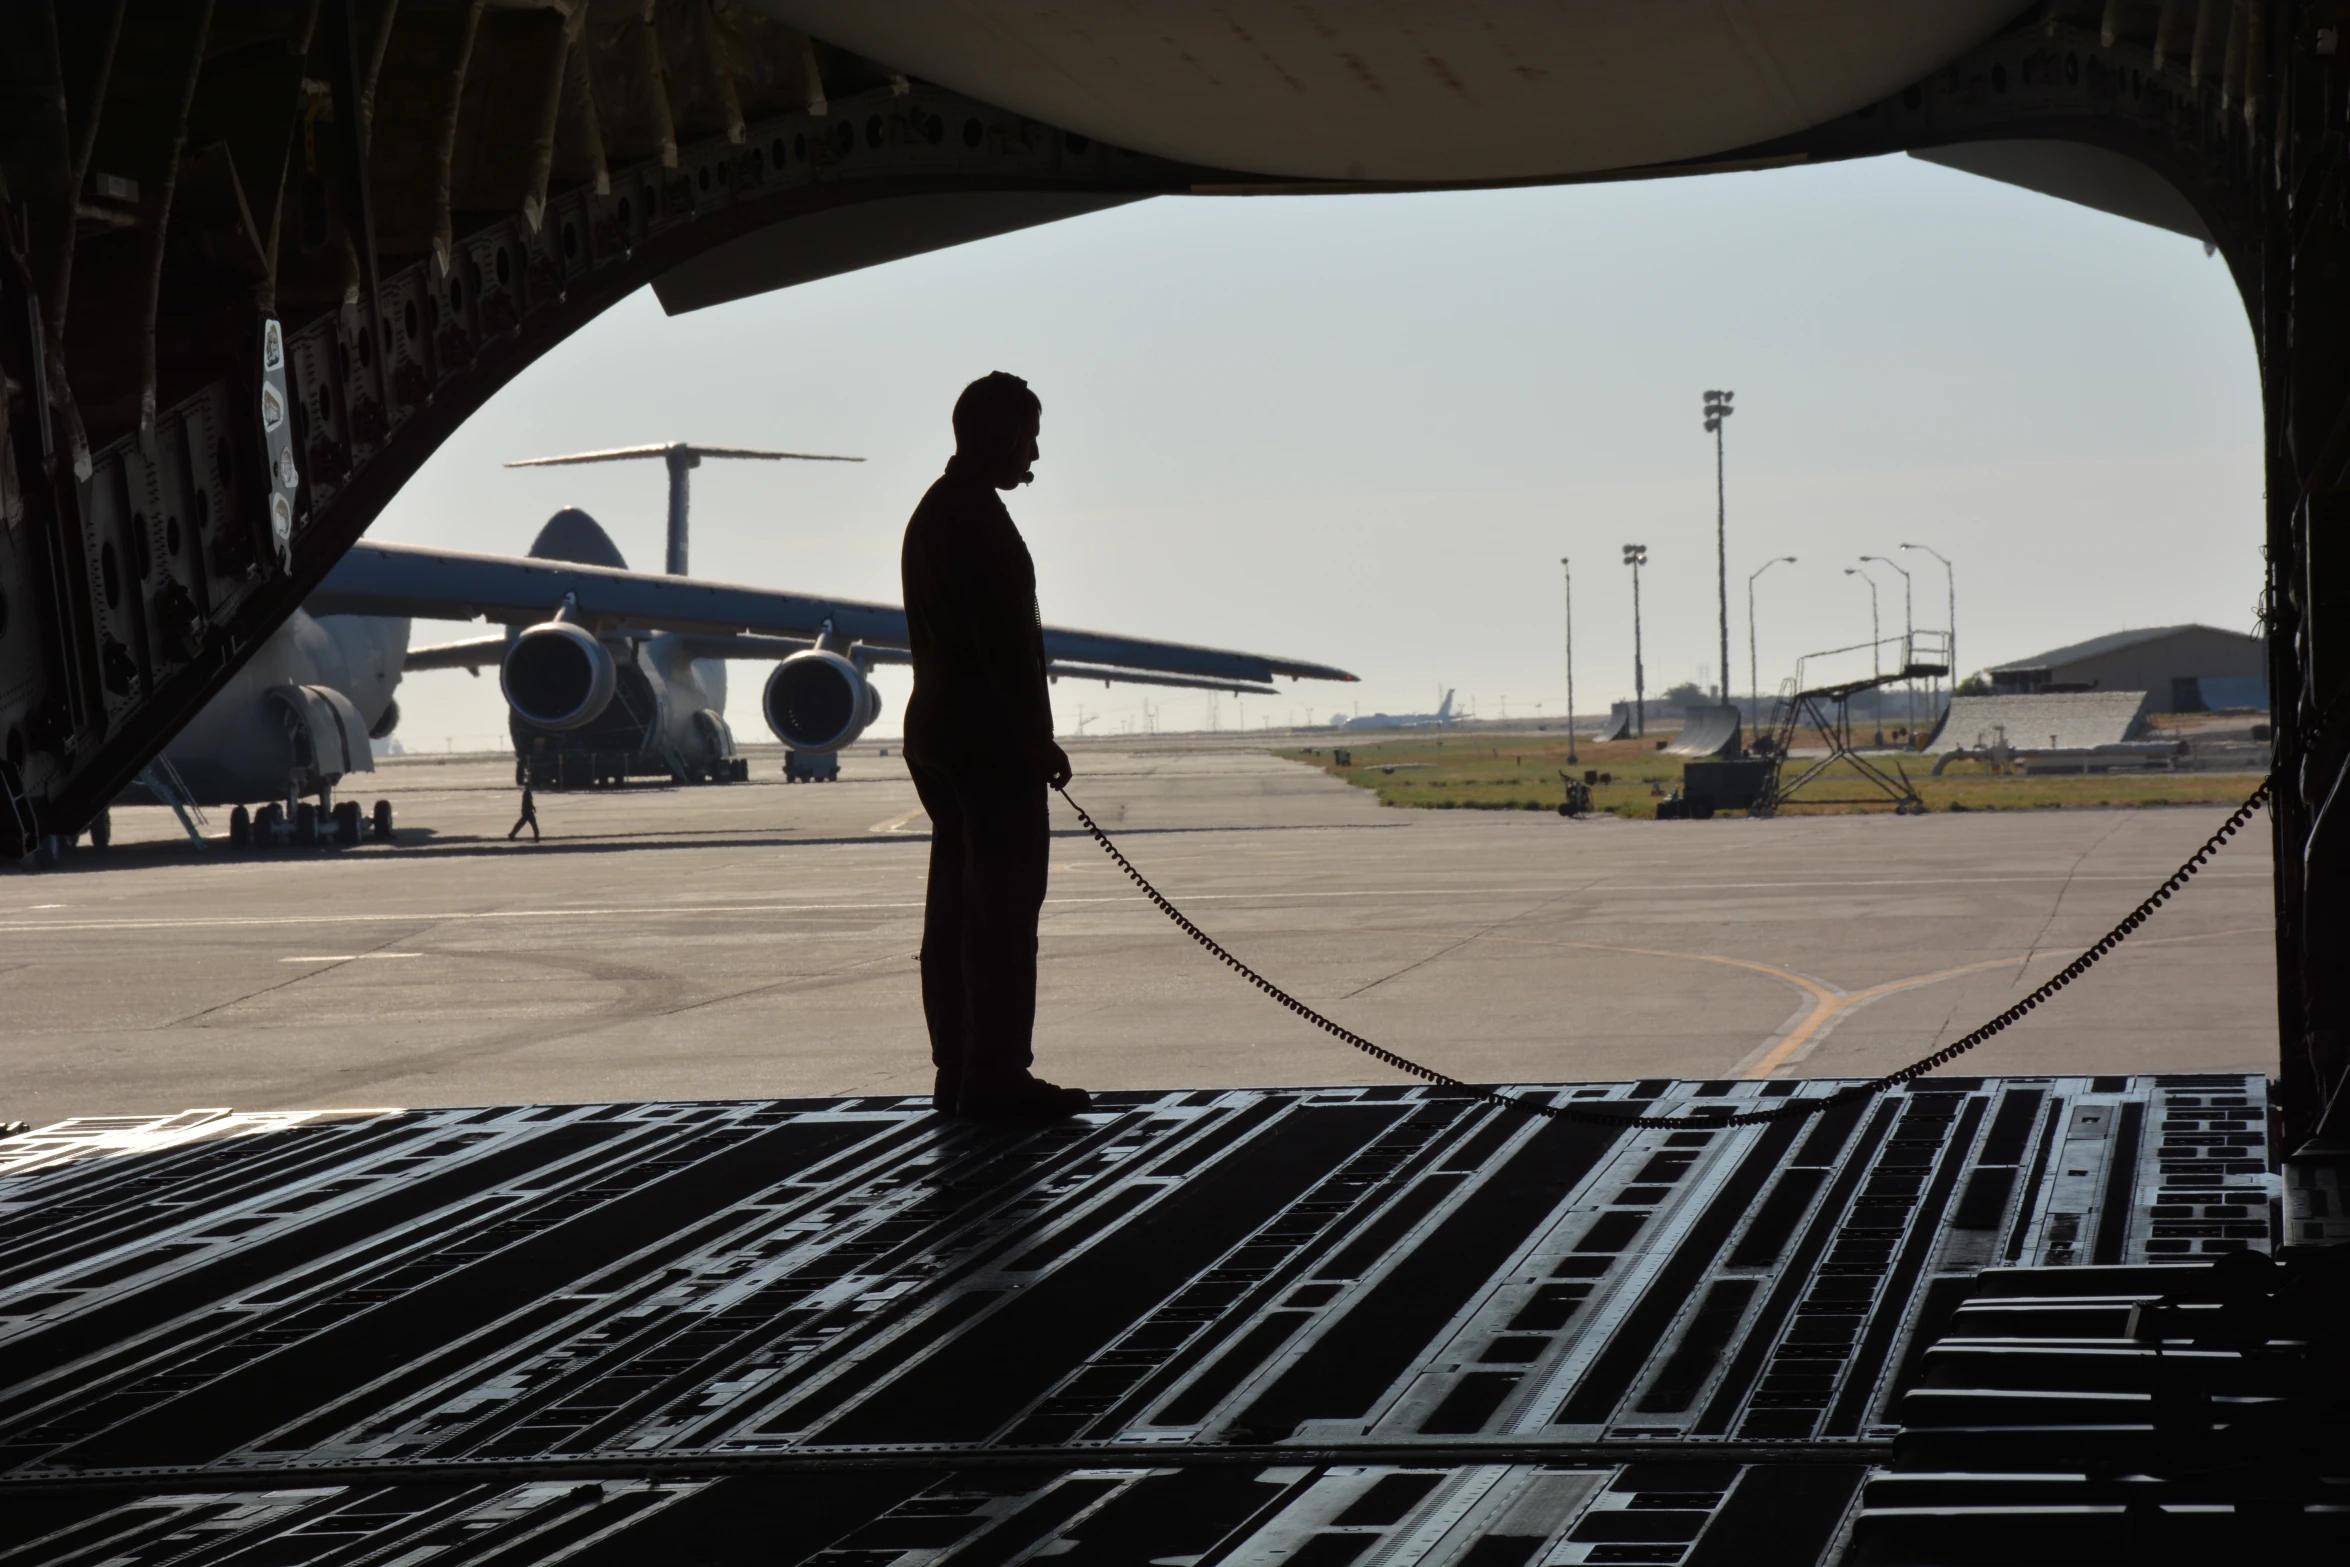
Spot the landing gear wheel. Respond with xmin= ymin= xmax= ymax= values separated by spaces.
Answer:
xmin=254 ymin=802 xmax=282 ymax=846
xmin=371 ymin=800 xmax=393 ymax=842
xmin=294 ymin=802 xmax=318 ymax=846
xmin=88 ymin=809 xmax=110 ymax=851
xmin=229 ymin=804 xmax=251 ymax=848
xmin=333 ymin=800 xmax=363 ymax=845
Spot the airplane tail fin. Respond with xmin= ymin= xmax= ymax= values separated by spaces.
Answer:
xmin=1437 ymin=689 xmax=1455 ymax=720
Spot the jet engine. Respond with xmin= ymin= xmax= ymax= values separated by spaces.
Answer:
xmin=763 ymin=649 xmax=882 ymax=752
xmin=501 ymin=621 xmax=618 ymax=731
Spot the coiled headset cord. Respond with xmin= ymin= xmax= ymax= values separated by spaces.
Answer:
xmin=1053 ymin=778 xmax=2272 ymax=1130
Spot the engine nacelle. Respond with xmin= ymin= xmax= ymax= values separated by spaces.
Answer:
xmin=501 ymin=621 xmax=618 ymax=731
xmin=764 ymin=649 xmax=882 ymax=752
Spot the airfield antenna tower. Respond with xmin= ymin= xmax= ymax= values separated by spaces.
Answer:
xmin=1623 ymin=543 xmax=1649 ymax=738
xmin=505 ymin=441 xmax=862 ymax=576
xmin=1703 ymin=390 xmax=1734 ymax=703
xmin=1561 ymin=558 xmax=1578 ymax=764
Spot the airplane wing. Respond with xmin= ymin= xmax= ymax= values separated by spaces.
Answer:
xmin=1046 ymin=663 xmax=1274 ymax=696
xmin=324 ymin=541 xmax=1356 ymax=688
xmin=404 ymin=631 xmax=1284 ymax=697
xmin=661 ymin=636 xmax=1282 ymax=696
xmin=402 ymin=635 xmax=507 ymax=671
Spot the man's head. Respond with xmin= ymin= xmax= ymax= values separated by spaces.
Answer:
xmin=953 ymin=371 xmax=1042 ymax=489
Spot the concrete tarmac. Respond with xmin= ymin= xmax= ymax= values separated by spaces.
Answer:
xmin=0 ymin=742 xmax=2277 ymax=1124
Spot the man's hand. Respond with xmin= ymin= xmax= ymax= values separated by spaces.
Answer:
xmin=1039 ymin=738 xmax=1073 ymax=790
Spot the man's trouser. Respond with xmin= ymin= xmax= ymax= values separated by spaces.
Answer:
xmin=909 ymin=759 xmax=1048 ymax=1097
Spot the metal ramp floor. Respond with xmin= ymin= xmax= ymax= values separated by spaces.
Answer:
xmin=0 ymin=1075 xmax=2307 ymax=1562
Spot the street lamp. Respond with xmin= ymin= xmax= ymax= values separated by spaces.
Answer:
xmin=1861 ymin=554 xmax=1914 ymax=743
xmin=1748 ymin=555 xmax=1795 ymax=729
xmin=1846 ymin=565 xmax=1884 ymax=746
xmin=1623 ymin=543 xmax=1649 ymax=738
xmin=1703 ymin=390 xmax=1734 ymax=703
xmin=1560 ymin=558 xmax=1579 ymax=764
xmin=1901 ymin=542 xmax=1956 ymax=714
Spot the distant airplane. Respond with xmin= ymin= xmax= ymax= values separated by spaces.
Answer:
xmin=1338 ymin=690 xmax=1456 ymax=731
xmin=113 ymin=500 xmax=1356 ymax=849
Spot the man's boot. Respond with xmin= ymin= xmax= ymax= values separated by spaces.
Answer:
xmin=959 ymin=1073 xmax=1091 ymax=1120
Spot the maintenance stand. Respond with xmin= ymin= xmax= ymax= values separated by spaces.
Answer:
xmin=1754 ymin=658 xmax=1948 ymax=818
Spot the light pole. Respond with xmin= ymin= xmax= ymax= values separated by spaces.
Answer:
xmin=1846 ymin=565 xmax=1884 ymax=746
xmin=1561 ymin=557 xmax=1579 ymax=764
xmin=1623 ymin=543 xmax=1649 ymax=738
xmin=1861 ymin=554 xmax=1914 ymax=742
xmin=1901 ymin=542 xmax=1956 ymax=713
xmin=1703 ymin=390 xmax=1734 ymax=703
xmin=1748 ymin=555 xmax=1795 ymax=729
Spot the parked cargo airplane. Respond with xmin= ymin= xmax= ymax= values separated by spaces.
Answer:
xmin=116 ymin=509 xmax=1354 ymax=848
xmin=1339 ymin=690 xmax=1455 ymax=731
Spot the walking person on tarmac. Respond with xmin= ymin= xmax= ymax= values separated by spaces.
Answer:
xmin=901 ymin=372 xmax=1090 ymax=1120
xmin=507 ymin=782 xmax=540 ymax=841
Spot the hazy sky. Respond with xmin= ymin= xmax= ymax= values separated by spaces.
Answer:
xmin=375 ymin=151 xmax=2261 ymax=750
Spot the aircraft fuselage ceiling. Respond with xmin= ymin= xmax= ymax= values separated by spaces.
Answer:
xmin=0 ymin=2 xmax=2343 ymax=1134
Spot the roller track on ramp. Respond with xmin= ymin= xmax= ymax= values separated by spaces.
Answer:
xmin=0 ymin=1075 xmax=2311 ymax=1561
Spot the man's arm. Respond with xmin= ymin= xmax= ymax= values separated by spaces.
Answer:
xmin=922 ymin=513 xmax=1065 ymax=781
xmin=976 ymin=590 xmax=1065 ymax=785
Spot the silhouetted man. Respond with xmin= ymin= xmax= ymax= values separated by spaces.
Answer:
xmin=507 ymin=782 xmax=539 ymax=841
xmin=902 ymin=373 xmax=1089 ymax=1120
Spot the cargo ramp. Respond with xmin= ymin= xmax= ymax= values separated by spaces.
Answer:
xmin=0 ymin=1077 xmax=2326 ymax=1562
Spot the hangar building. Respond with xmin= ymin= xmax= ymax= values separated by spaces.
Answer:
xmin=1987 ymin=624 xmax=2266 ymax=713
